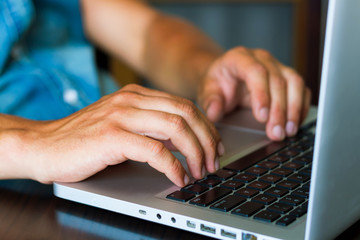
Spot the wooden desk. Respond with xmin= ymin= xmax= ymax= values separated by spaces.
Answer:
xmin=0 ymin=180 xmax=359 ymax=239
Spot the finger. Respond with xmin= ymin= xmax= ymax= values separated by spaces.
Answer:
xmin=121 ymin=83 xmax=178 ymax=100
xmin=108 ymin=130 xmax=189 ymax=187
xmin=115 ymin=107 xmax=206 ymax=179
xmin=227 ymin=48 xmax=271 ymax=123
xmin=120 ymin=84 xmax=220 ymax=148
xmin=197 ymin=76 xmax=226 ymax=123
xmin=116 ymin=89 xmax=221 ymax=173
xmin=253 ymin=51 xmax=287 ymax=141
xmin=280 ymin=66 xmax=306 ymax=137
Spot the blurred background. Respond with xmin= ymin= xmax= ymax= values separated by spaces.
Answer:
xmin=101 ymin=0 xmax=322 ymax=105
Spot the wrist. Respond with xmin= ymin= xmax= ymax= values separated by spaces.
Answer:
xmin=0 ymin=128 xmax=34 ymax=180
xmin=0 ymin=117 xmax=55 ymax=182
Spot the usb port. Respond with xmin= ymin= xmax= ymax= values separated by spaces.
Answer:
xmin=186 ymin=220 xmax=196 ymax=229
xmin=200 ymin=224 xmax=216 ymax=234
xmin=221 ymin=229 xmax=237 ymax=239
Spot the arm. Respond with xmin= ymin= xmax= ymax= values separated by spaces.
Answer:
xmin=81 ymin=0 xmax=311 ymax=141
xmin=81 ymin=0 xmax=222 ymax=98
xmin=0 ymin=85 xmax=221 ymax=186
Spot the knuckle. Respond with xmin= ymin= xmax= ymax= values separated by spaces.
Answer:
xmin=248 ymin=63 xmax=267 ymax=77
xmin=168 ymin=115 xmax=187 ymax=132
xmin=100 ymin=122 xmax=121 ymax=137
xmin=178 ymin=100 xmax=198 ymax=120
xmin=207 ymin=135 xmax=218 ymax=151
xmin=112 ymin=91 xmax=139 ymax=104
xmin=223 ymin=47 xmax=245 ymax=61
xmin=168 ymin=158 xmax=181 ymax=175
xmin=272 ymin=75 xmax=287 ymax=89
xmin=290 ymin=74 xmax=305 ymax=86
xmin=233 ymin=46 xmax=247 ymax=54
xmin=148 ymin=141 xmax=167 ymax=158
xmin=122 ymin=83 xmax=140 ymax=91
xmin=193 ymin=147 xmax=205 ymax=163
xmin=255 ymin=49 xmax=273 ymax=60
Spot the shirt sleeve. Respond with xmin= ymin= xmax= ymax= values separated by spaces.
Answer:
xmin=0 ymin=0 xmax=34 ymax=73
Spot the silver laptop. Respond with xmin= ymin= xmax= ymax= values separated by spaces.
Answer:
xmin=54 ymin=0 xmax=360 ymax=239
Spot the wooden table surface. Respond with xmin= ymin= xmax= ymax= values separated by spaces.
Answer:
xmin=0 ymin=180 xmax=359 ymax=240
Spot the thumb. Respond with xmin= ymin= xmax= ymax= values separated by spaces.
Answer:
xmin=205 ymin=95 xmax=224 ymax=122
xmin=198 ymin=76 xmax=226 ymax=122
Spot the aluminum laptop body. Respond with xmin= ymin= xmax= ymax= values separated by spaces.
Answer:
xmin=54 ymin=0 xmax=360 ymax=239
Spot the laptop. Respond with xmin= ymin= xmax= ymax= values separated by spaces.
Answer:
xmin=54 ymin=0 xmax=360 ymax=239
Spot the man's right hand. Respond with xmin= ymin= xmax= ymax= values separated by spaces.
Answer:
xmin=17 ymin=84 xmax=222 ymax=187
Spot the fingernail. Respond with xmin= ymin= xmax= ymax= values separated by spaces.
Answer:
xmin=259 ymin=107 xmax=269 ymax=122
xmin=286 ymin=121 xmax=298 ymax=136
xmin=272 ymin=125 xmax=285 ymax=140
xmin=202 ymin=166 xmax=207 ymax=178
xmin=215 ymin=157 xmax=220 ymax=171
xmin=184 ymin=174 xmax=190 ymax=185
xmin=217 ymin=141 xmax=225 ymax=156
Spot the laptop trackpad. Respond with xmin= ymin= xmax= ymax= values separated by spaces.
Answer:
xmin=178 ymin=109 xmax=269 ymax=170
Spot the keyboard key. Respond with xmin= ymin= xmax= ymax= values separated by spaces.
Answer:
xmin=257 ymin=161 xmax=279 ymax=170
xmin=299 ymin=139 xmax=314 ymax=147
xmin=277 ymin=180 xmax=300 ymax=190
xmin=225 ymin=142 xmax=287 ymax=172
xmin=245 ymin=167 xmax=268 ymax=176
xmin=302 ymin=182 xmax=311 ymax=190
xmin=248 ymin=181 xmax=271 ymax=191
xmin=234 ymin=188 xmax=259 ymax=198
xmin=268 ymin=155 xmax=290 ymax=163
xmin=272 ymin=168 xmax=293 ymax=177
xmin=303 ymin=151 xmax=314 ymax=159
xmin=252 ymin=194 xmax=277 ymax=205
xmin=279 ymin=149 xmax=300 ymax=158
xmin=289 ymin=205 xmax=308 ymax=217
xmin=231 ymin=202 xmax=264 ymax=217
xmin=293 ymin=156 xmax=312 ymax=165
xmin=268 ymin=203 xmax=293 ymax=214
xmin=264 ymin=187 xmax=289 ymax=198
xmin=182 ymin=184 xmax=208 ymax=194
xmin=189 ymin=187 xmax=232 ymax=207
xmin=292 ymin=188 xmax=310 ymax=198
xmin=208 ymin=169 xmax=236 ymax=180
xmin=289 ymin=144 xmax=310 ymax=152
xmin=280 ymin=195 xmax=305 ymax=206
xmin=288 ymin=174 xmax=310 ymax=183
xmin=196 ymin=178 xmax=222 ymax=187
xmin=210 ymin=195 xmax=246 ymax=212
xmin=166 ymin=191 xmax=195 ymax=202
xmin=282 ymin=162 xmax=303 ymax=171
xmin=298 ymin=167 xmax=312 ymax=176
xmin=276 ymin=215 xmax=297 ymax=226
xmin=254 ymin=210 xmax=280 ymax=222
xmin=259 ymin=174 xmax=282 ymax=184
xmin=233 ymin=173 xmax=256 ymax=183
xmin=220 ymin=180 xmax=244 ymax=190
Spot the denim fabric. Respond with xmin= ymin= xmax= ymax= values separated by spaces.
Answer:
xmin=0 ymin=0 xmax=34 ymax=73
xmin=0 ymin=0 xmax=101 ymax=120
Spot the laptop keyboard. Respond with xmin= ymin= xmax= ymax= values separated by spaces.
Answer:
xmin=166 ymin=127 xmax=315 ymax=227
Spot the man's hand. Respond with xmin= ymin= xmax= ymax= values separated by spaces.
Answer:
xmin=197 ymin=47 xmax=311 ymax=141
xmin=81 ymin=0 xmax=311 ymax=140
xmin=17 ymin=84 xmax=222 ymax=187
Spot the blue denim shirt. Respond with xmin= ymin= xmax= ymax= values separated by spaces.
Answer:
xmin=0 ymin=0 xmax=101 ymax=120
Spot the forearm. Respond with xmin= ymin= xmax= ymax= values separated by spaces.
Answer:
xmin=143 ymin=15 xmax=223 ymax=98
xmin=0 ymin=115 xmax=36 ymax=180
xmin=81 ymin=0 xmax=223 ymax=98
